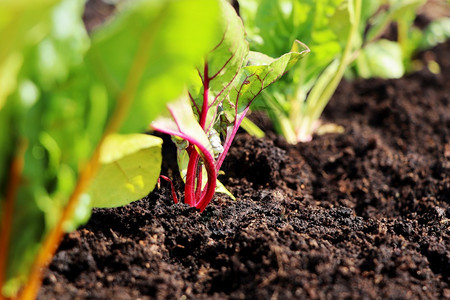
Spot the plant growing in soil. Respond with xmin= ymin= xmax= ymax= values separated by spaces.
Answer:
xmin=238 ymin=0 xmax=363 ymax=143
xmin=151 ymin=0 xmax=309 ymax=211
xmin=239 ymin=0 xmax=447 ymax=143
xmin=350 ymin=0 xmax=450 ymax=78
xmin=0 ymin=0 xmax=220 ymax=298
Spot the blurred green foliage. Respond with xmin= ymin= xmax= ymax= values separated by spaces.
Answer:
xmin=0 ymin=0 xmax=220 ymax=297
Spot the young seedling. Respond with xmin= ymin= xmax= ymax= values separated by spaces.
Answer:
xmin=151 ymin=0 xmax=309 ymax=211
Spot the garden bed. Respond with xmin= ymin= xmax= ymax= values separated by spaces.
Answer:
xmin=37 ymin=39 xmax=449 ymax=299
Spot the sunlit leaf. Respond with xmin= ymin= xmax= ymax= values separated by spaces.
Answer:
xmin=0 ymin=0 xmax=59 ymax=109
xmin=1 ymin=0 xmax=222 ymax=297
xmin=88 ymin=134 xmax=163 ymax=208
xmin=358 ymin=39 xmax=404 ymax=79
xmin=224 ymin=40 xmax=309 ymax=121
xmin=88 ymin=0 xmax=220 ymax=133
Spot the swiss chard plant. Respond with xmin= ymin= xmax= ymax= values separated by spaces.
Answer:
xmin=239 ymin=0 xmax=363 ymax=143
xmin=239 ymin=0 xmax=448 ymax=143
xmin=0 ymin=0 xmax=220 ymax=298
xmin=350 ymin=0 xmax=450 ymax=79
xmin=151 ymin=0 xmax=309 ymax=211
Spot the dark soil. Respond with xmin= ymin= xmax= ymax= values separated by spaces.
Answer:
xmin=38 ymin=11 xmax=449 ymax=300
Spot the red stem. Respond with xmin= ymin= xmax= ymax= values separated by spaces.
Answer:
xmin=195 ymin=163 xmax=203 ymax=202
xmin=216 ymin=106 xmax=250 ymax=172
xmin=194 ymin=149 xmax=217 ymax=212
xmin=157 ymin=62 xmax=218 ymax=210
xmin=159 ymin=175 xmax=178 ymax=204
xmin=185 ymin=150 xmax=198 ymax=206
xmin=185 ymin=62 xmax=216 ymax=207
xmin=184 ymin=143 xmax=216 ymax=211
xmin=200 ymin=63 xmax=209 ymax=129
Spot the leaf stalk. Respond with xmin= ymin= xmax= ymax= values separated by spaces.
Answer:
xmin=0 ymin=140 xmax=27 ymax=298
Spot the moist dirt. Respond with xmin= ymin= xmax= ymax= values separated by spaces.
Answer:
xmin=38 ymin=4 xmax=449 ymax=299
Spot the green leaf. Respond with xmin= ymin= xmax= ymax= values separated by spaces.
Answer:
xmin=365 ymin=0 xmax=426 ymax=42
xmin=0 ymin=53 xmax=23 ymax=111
xmin=1 ymin=0 xmax=222 ymax=297
xmin=224 ymin=40 xmax=309 ymax=121
xmin=358 ymin=39 xmax=404 ymax=79
xmin=421 ymin=18 xmax=450 ymax=49
xmin=88 ymin=0 xmax=221 ymax=134
xmin=188 ymin=0 xmax=247 ymax=131
xmin=88 ymin=134 xmax=163 ymax=208
xmin=2 ymin=1 xmax=91 ymax=296
xmin=329 ymin=0 xmax=360 ymax=46
xmin=360 ymin=0 xmax=381 ymax=24
xmin=0 ymin=99 xmax=15 ymax=197
xmin=238 ymin=0 xmax=351 ymax=143
xmin=32 ymin=0 xmax=89 ymax=89
xmin=388 ymin=0 xmax=426 ymax=19
xmin=216 ymin=179 xmax=236 ymax=200
xmin=239 ymin=0 xmax=345 ymax=88
xmin=0 ymin=0 xmax=59 ymax=109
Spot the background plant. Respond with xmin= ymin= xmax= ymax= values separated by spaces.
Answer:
xmin=350 ymin=0 xmax=450 ymax=79
xmin=0 ymin=0 xmax=220 ymax=298
xmin=239 ymin=0 xmax=449 ymax=143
